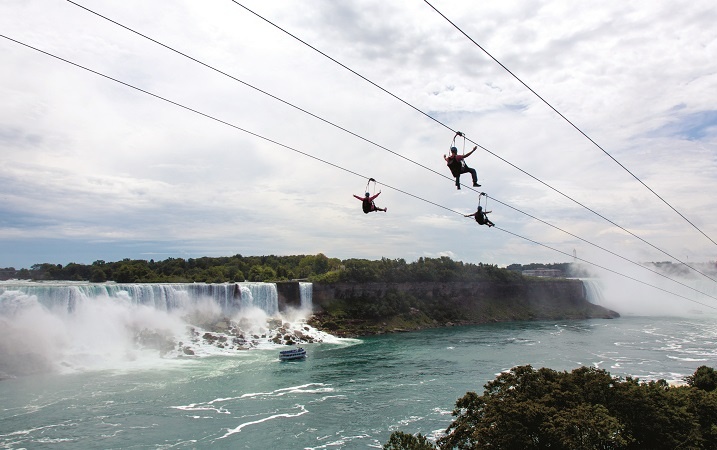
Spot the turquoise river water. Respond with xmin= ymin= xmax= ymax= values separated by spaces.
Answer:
xmin=1 ymin=282 xmax=716 ymax=448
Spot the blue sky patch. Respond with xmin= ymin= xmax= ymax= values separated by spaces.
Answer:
xmin=660 ymin=110 xmax=717 ymax=141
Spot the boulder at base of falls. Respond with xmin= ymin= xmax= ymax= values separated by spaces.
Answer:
xmin=182 ymin=316 xmax=322 ymax=353
xmin=135 ymin=328 xmax=176 ymax=356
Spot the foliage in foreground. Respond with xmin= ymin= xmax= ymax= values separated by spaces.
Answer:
xmin=384 ymin=431 xmax=436 ymax=450
xmin=385 ymin=365 xmax=717 ymax=450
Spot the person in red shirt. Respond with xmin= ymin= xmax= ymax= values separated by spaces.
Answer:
xmin=354 ymin=191 xmax=387 ymax=213
xmin=444 ymin=145 xmax=480 ymax=190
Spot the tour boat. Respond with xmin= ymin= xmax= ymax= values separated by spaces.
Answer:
xmin=279 ymin=347 xmax=306 ymax=361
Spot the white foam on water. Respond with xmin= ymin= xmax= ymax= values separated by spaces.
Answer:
xmin=666 ymin=355 xmax=708 ymax=362
xmin=171 ymin=383 xmax=333 ymax=416
xmin=240 ymin=383 xmax=333 ymax=400
xmin=217 ymin=404 xmax=309 ymax=439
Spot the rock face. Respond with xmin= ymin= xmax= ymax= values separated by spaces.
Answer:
xmin=276 ymin=281 xmax=302 ymax=310
xmin=308 ymin=279 xmax=619 ymax=337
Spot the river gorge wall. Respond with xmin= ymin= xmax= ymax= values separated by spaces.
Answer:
xmin=307 ymin=278 xmax=619 ymax=336
xmin=0 ymin=279 xmax=619 ymax=340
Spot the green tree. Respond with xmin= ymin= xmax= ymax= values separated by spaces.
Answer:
xmin=342 ymin=259 xmax=380 ymax=282
xmin=298 ymin=254 xmax=330 ymax=278
xmin=248 ymin=265 xmax=277 ymax=282
xmin=18 ymin=253 xmax=528 ymax=284
xmin=202 ymin=266 xmax=227 ymax=283
xmin=90 ymin=268 xmax=107 ymax=282
xmin=541 ymin=403 xmax=630 ymax=449
xmin=226 ymin=267 xmax=245 ymax=282
xmin=432 ymin=365 xmax=717 ymax=450
xmin=384 ymin=431 xmax=436 ymax=450
xmin=686 ymin=365 xmax=717 ymax=392
xmin=113 ymin=261 xmax=153 ymax=283
xmin=610 ymin=378 xmax=699 ymax=449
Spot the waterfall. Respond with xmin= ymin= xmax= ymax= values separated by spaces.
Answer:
xmin=580 ymin=279 xmax=605 ymax=304
xmin=0 ymin=281 xmax=339 ymax=378
xmin=299 ymin=282 xmax=313 ymax=311
xmin=238 ymin=283 xmax=278 ymax=316
xmin=0 ymin=282 xmax=276 ymax=316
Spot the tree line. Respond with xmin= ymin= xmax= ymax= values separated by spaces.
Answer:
xmin=1 ymin=254 xmax=524 ymax=284
xmin=385 ymin=365 xmax=717 ymax=450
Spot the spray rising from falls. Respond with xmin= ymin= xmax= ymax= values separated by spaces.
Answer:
xmin=575 ymin=261 xmax=717 ymax=316
xmin=0 ymin=281 xmax=329 ymax=378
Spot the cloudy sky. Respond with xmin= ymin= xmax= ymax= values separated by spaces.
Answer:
xmin=2 ymin=0 xmax=716 ymax=284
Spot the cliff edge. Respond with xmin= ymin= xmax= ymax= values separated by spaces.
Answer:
xmin=307 ymin=278 xmax=619 ymax=337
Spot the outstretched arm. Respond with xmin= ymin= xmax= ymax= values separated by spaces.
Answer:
xmin=353 ymin=195 xmax=364 ymax=201
xmin=369 ymin=191 xmax=381 ymax=201
xmin=465 ymin=145 xmax=478 ymax=157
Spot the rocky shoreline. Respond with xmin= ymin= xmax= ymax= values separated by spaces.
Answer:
xmin=306 ymin=309 xmax=617 ymax=338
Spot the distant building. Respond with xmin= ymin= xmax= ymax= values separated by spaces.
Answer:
xmin=522 ymin=268 xmax=564 ymax=278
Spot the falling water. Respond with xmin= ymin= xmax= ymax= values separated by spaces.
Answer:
xmin=237 ymin=283 xmax=279 ymax=316
xmin=580 ymin=279 xmax=605 ymax=305
xmin=0 ymin=281 xmax=330 ymax=378
xmin=299 ymin=282 xmax=313 ymax=311
xmin=0 ymin=282 xmax=262 ymax=314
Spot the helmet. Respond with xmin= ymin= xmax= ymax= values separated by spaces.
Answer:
xmin=477 ymin=206 xmax=483 ymax=211
xmin=365 ymin=192 xmax=370 ymax=197
xmin=450 ymin=147 xmax=458 ymax=153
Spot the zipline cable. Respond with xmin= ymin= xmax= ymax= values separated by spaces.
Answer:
xmin=228 ymin=0 xmax=453 ymax=135
xmin=423 ymin=0 xmax=717 ymax=249
xmin=0 ymin=34 xmax=455 ymax=216
xmin=472 ymin=139 xmax=717 ymax=284
xmin=35 ymin=0 xmax=717 ymax=286
xmin=483 ymin=194 xmax=717 ymax=301
xmin=223 ymin=1 xmax=717 ymax=284
xmin=3 ymin=33 xmax=716 ymax=310
xmin=64 ymin=0 xmax=443 ymax=184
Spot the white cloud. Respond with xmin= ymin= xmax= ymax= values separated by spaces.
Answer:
xmin=0 ymin=0 xmax=715 ymax=284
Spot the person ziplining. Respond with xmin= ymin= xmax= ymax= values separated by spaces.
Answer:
xmin=444 ymin=131 xmax=480 ymax=190
xmin=465 ymin=205 xmax=494 ymax=227
xmin=465 ymin=193 xmax=494 ymax=227
xmin=354 ymin=178 xmax=387 ymax=213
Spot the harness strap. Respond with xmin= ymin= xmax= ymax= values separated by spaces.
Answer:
xmin=364 ymin=177 xmax=377 ymax=196
xmin=452 ymin=131 xmax=466 ymax=155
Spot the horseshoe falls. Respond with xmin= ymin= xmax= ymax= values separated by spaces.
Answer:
xmin=581 ymin=278 xmax=605 ymax=304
